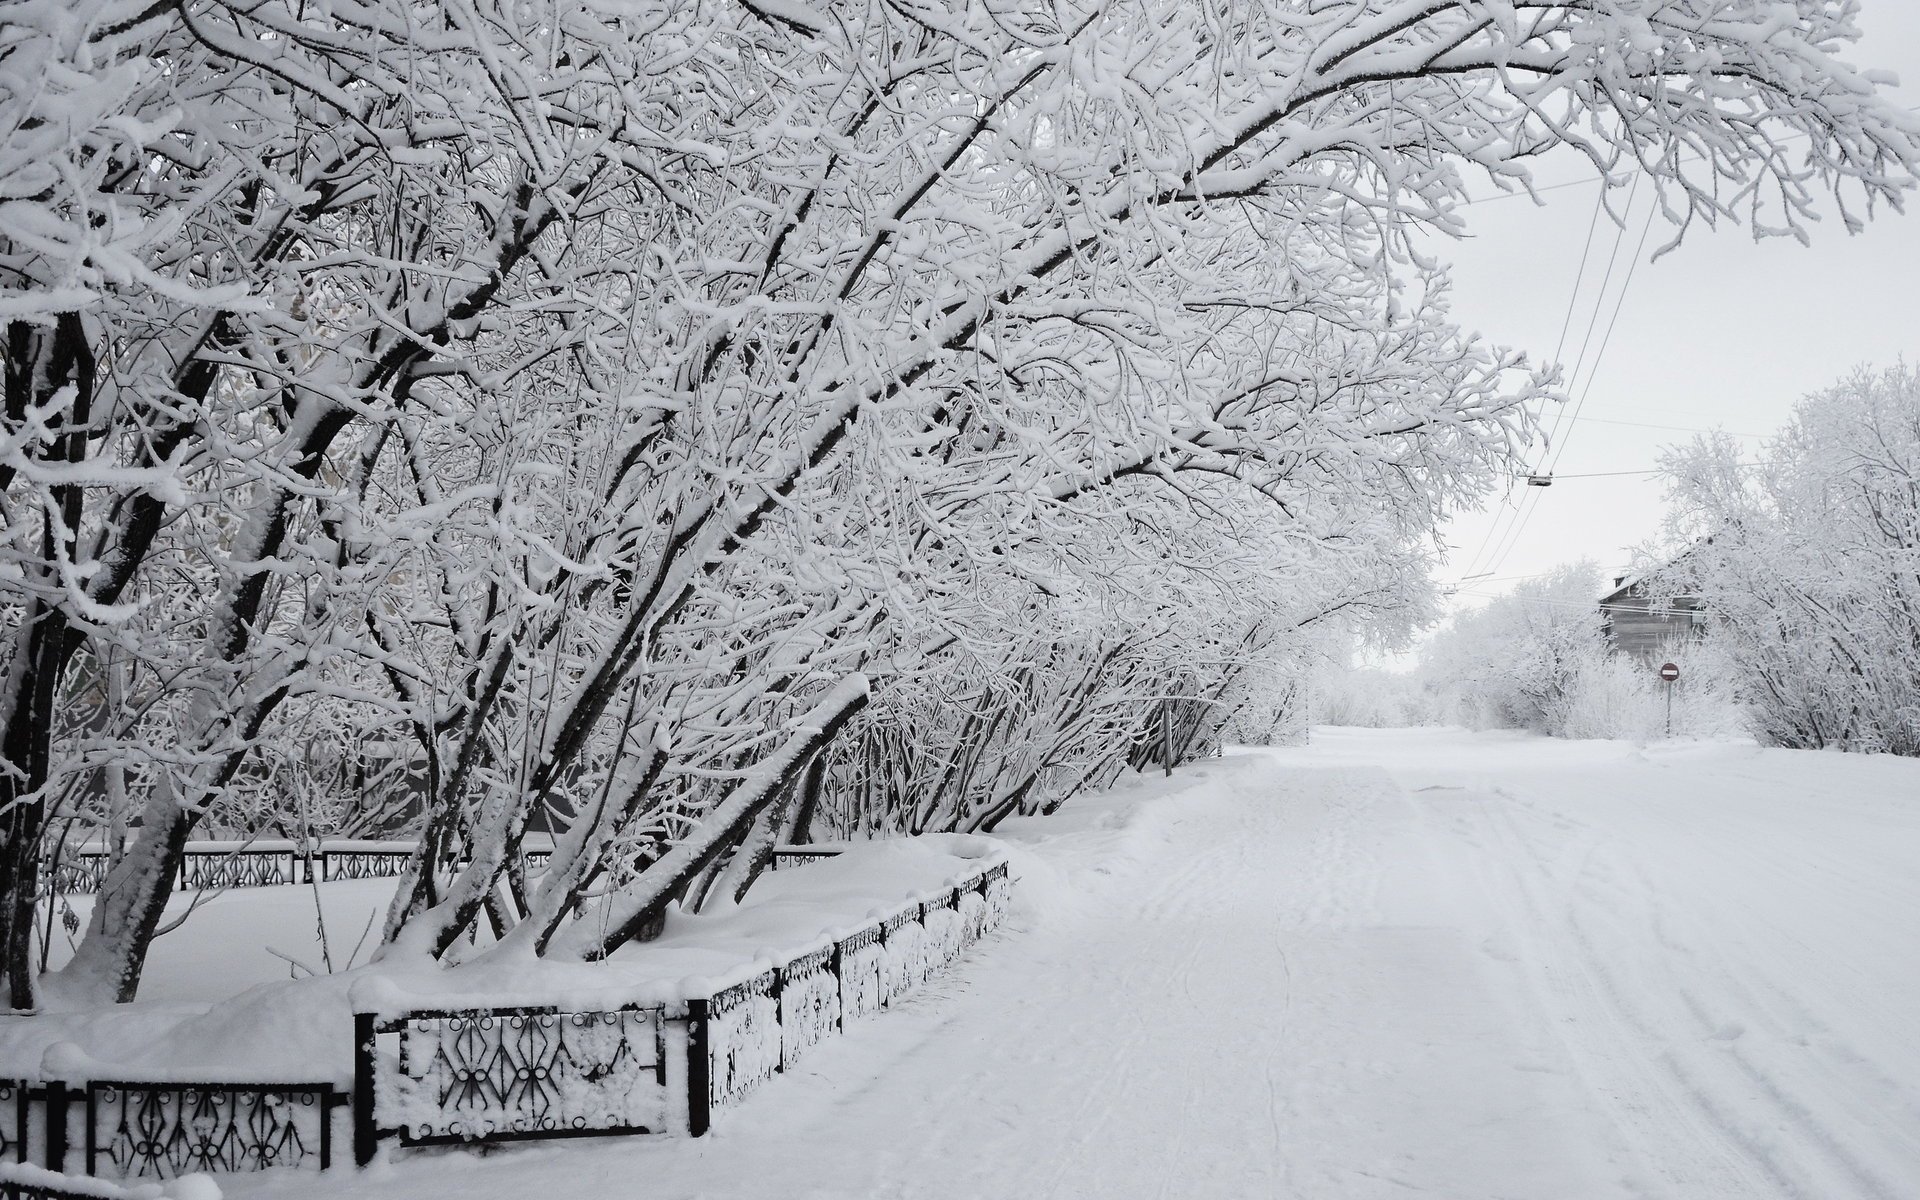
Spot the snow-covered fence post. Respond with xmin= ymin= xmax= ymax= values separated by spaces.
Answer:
xmin=350 ymin=1013 xmax=376 ymax=1168
xmin=685 ymin=1000 xmax=711 ymax=1138
xmin=42 ymin=1083 xmax=67 ymax=1175
xmin=829 ymin=940 xmax=844 ymax=1034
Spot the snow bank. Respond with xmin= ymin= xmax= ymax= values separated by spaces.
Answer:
xmin=0 ymin=1162 xmax=219 ymax=1200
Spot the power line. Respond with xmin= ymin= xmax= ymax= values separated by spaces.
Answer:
xmin=1454 ymin=183 xmax=1610 ymax=583
xmin=1477 ymin=184 xmax=1660 ymax=579
xmin=1473 ymin=182 xmax=1650 ymax=581
xmin=1545 ymin=197 xmax=1659 ymax=477
xmin=1513 ymin=458 xmax=1773 ymax=480
xmin=1575 ymin=416 xmax=1766 ymax=437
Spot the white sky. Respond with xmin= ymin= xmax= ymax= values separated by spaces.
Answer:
xmin=1411 ymin=3 xmax=1920 ymax=632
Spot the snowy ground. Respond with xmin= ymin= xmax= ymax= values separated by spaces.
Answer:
xmin=193 ymin=726 xmax=1920 ymax=1200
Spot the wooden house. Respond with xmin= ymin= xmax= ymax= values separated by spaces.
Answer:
xmin=1599 ymin=571 xmax=1707 ymax=661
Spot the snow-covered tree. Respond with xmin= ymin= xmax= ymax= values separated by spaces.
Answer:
xmin=1661 ymin=364 xmax=1920 ymax=755
xmin=5 ymin=0 xmax=1919 ymax=1005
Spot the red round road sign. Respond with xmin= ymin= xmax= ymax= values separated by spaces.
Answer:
xmin=1658 ymin=662 xmax=1680 ymax=682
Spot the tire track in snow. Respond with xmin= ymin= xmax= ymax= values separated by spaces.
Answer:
xmin=1427 ymin=778 xmax=1915 ymax=1199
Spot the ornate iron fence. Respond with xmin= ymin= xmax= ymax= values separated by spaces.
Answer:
xmin=313 ymin=848 xmax=412 ymax=883
xmin=358 ymin=855 xmax=1009 ymax=1149
xmin=9 ymin=853 xmax=1008 ymax=1185
xmin=48 ymin=845 xmax=315 ymax=894
xmin=0 ymin=1079 xmax=343 ymax=1186
xmin=46 ymin=842 xmax=577 ymax=896
xmin=684 ymin=857 xmax=1010 ymax=1135
xmin=84 ymin=1082 xmax=334 ymax=1178
xmin=176 ymin=853 xmax=299 ymax=891
xmin=355 ymin=1005 xmax=670 ymax=1155
xmin=767 ymin=846 xmax=847 ymax=871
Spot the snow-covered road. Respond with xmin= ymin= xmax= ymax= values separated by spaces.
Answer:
xmin=233 ymin=728 xmax=1920 ymax=1200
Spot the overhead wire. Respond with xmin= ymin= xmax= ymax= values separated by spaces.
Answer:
xmin=1574 ymin=416 xmax=1765 ymax=436
xmin=1473 ymin=182 xmax=1660 ymax=582
xmin=1454 ymin=177 xmax=1640 ymax=585
xmin=1439 ymin=107 xmax=1920 ymax=595
xmin=1516 ymin=459 xmax=1772 ymax=480
xmin=1453 ymin=182 xmax=1610 ymax=584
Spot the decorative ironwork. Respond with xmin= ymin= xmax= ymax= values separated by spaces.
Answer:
xmin=921 ymin=896 xmax=965 ymax=973
xmin=776 ymin=949 xmax=838 ymax=1070
xmin=880 ymin=908 xmax=928 ymax=1003
xmin=705 ymin=973 xmax=779 ymax=1111
xmin=45 ymin=856 xmax=109 ymax=896
xmin=177 ymin=852 xmax=297 ymax=892
xmin=768 ymin=848 xmax=844 ymax=871
xmin=982 ymin=863 xmax=1012 ymax=926
xmin=836 ymin=927 xmax=886 ymax=1023
xmin=85 ymin=1082 xmax=333 ymax=1179
xmin=318 ymin=850 xmax=412 ymax=883
xmin=957 ymin=888 xmax=990 ymax=944
xmin=352 ymin=855 xmax=1011 ymax=1150
xmin=383 ymin=1008 xmax=667 ymax=1143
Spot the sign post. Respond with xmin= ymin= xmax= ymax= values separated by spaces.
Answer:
xmin=1658 ymin=661 xmax=1681 ymax=737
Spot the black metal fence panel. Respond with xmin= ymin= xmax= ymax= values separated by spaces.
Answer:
xmin=84 ymin=1083 xmax=333 ymax=1179
xmin=375 ymin=1007 xmax=669 ymax=1145
xmin=175 ymin=854 xmax=298 ymax=892
xmin=836 ymin=927 xmax=887 ymax=1023
xmin=315 ymin=850 xmax=412 ymax=883
xmin=703 ymin=974 xmax=779 ymax=1115
xmin=698 ymin=857 xmax=1011 ymax=1126
xmin=46 ymin=842 xmax=616 ymax=896
xmin=776 ymin=948 xmax=838 ymax=1072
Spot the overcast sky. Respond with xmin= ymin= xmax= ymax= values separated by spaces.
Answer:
xmin=1411 ymin=2 xmax=1920 ymax=635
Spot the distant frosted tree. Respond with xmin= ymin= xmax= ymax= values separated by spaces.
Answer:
xmin=1422 ymin=562 xmax=1607 ymax=731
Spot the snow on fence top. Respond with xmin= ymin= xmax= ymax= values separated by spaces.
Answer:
xmin=3 ymin=840 xmax=1013 ymax=1181
xmin=2 ymin=836 xmax=1006 ymax=1085
xmin=349 ymin=836 xmax=1006 ymax=1020
xmin=356 ymin=851 xmax=1011 ymax=1152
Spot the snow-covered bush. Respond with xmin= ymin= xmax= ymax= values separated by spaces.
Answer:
xmin=1422 ymin=564 xmax=1609 ymax=733
xmin=1545 ymin=650 xmax=1661 ymax=741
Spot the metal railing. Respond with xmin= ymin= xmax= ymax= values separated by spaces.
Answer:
xmin=7 ymin=849 xmax=1003 ymax=1185
xmin=358 ymin=855 xmax=1009 ymax=1153
xmin=46 ymin=842 xmax=833 ymax=896
xmin=0 ymin=1078 xmax=343 ymax=1184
